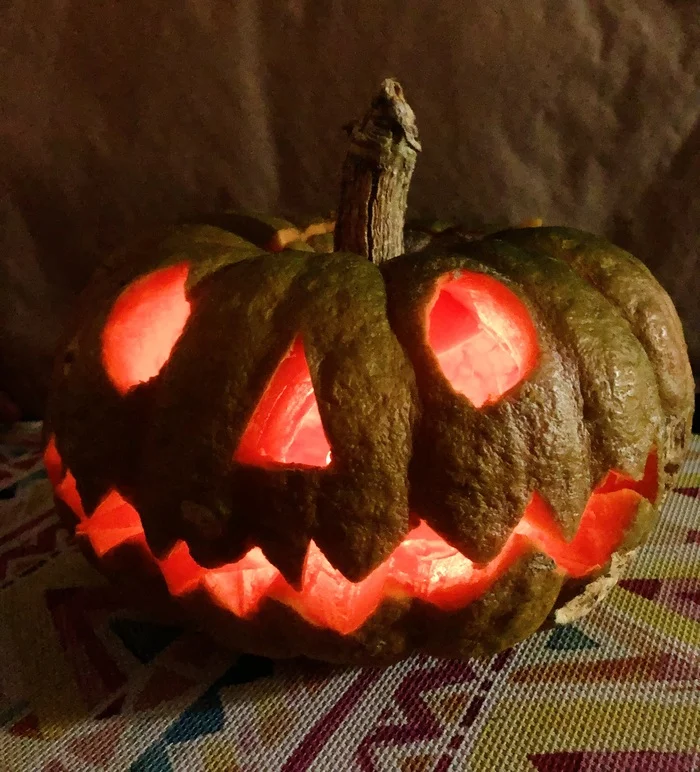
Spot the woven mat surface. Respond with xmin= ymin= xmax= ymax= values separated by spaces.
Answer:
xmin=0 ymin=423 xmax=698 ymax=772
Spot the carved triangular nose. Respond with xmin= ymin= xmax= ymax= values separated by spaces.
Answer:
xmin=234 ymin=336 xmax=331 ymax=468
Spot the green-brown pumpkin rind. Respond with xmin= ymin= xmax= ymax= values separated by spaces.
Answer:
xmin=383 ymin=248 xmax=598 ymax=559
xmin=448 ymin=238 xmax=665 ymax=484
xmin=492 ymin=226 xmax=694 ymax=480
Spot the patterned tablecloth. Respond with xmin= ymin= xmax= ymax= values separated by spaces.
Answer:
xmin=0 ymin=423 xmax=698 ymax=772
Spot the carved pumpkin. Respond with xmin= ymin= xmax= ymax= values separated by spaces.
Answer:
xmin=43 ymin=81 xmax=693 ymax=664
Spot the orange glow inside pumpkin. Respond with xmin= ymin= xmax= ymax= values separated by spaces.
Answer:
xmin=61 ymin=267 xmax=653 ymax=635
xmin=102 ymin=263 xmax=191 ymax=395
xmin=45 ymin=437 xmax=656 ymax=636
xmin=234 ymin=337 xmax=331 ymax=468
xmin=427 ymin=272 xmax=539 ymax=406
xmin=43 ymin=435 xmax=64 ymax=487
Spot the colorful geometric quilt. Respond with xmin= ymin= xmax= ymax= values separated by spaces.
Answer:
xmin=1 ymin=423 xmax=698 ymax=771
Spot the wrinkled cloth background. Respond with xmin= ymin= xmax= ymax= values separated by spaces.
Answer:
xmin=1 ymin=1 xmax=698 ymax=416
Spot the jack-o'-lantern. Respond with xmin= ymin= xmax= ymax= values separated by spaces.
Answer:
xmin=43 ymin=80 xmax=694 ymax=664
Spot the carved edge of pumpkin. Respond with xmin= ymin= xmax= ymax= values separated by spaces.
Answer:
xmin=416 ymin=552 xmax=563 ymax=661
xmin=550 ymin=495 xmax=657 ymax=625
xmin=382 ymin=249 xmax=594 ymax=560
xmin=553 ymin=550 xmax=638 ymax=626
xmin=172 ymin=547 xmax=563 ymax=664
xmin=493 ymin=226 xmax=694 ymax=483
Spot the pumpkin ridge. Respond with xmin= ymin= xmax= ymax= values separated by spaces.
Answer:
xmin=290 ymin=253 xmax=416 ymax=581
xmin=493 ymin=226 xmax=693 ymax=481
xmin=382 ymin=250 xmax=594 ymax=556
xmin=468 ymin=237 xmax=663 ymax=486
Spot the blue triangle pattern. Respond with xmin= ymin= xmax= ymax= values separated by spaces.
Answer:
xmin=163 ymin=687 xmax=225 ymax=744
xmin=163 ymin=655 xmax=274 ymax=745
xmin=546 ymin=624 xmax=599 ymax=651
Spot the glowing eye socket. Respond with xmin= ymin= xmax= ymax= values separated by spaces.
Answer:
xmin=234 ymin=337 xmax=331 ymax=468
xmin=427 ymin=272 xmax=539 ymax=407
xmin=102 ymin=263 xmax=191 ymax=395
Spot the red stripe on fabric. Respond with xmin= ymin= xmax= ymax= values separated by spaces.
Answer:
xmin=280 ymin=668 xmax=383 ymax=771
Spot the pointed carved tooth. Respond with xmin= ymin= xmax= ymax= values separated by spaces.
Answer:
xmin=86 ymin=527 xmax=144 ymax=557
xmin=256 ymin=535 xmax=309 ymax=590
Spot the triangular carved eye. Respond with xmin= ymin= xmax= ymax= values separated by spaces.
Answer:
xmin=102 ymin=263 xmax=191 ymax=395
xmin=427 ymin=272 xmax=539 ymax=407
xmin=235 ymin=337 xmax=331 ymax=468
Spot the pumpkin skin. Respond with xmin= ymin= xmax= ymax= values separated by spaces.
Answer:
xmin=43 ymin=215 xmax=694 ymax=664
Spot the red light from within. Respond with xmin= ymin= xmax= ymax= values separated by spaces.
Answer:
xmin=427 ymin=272 xmax=539 ymax=407
xmin=234 ymin=337 xmax=331 ymax=468
xmin=102 ymin=263 xmax=191 ymax=395
xmin=43 ymin=435 xmax=64 ymax=487
xmin=46 ymin=430 xmax=655 ymax=636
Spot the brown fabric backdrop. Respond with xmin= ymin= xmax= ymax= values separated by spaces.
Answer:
xmin=1 ymin=1 xmax=699 ymax=416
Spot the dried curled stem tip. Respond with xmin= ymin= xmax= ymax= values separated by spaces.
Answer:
xmin=334 ymin=78 xmax=422 ymax=265
xmin=359 ymin=79 xmax=422 ymax=157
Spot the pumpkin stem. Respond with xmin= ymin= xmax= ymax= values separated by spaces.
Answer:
xmin=334 ymin=78 xmax=422 ymax=264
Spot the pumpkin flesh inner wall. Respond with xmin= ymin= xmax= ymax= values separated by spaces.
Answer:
xmin=234 ymin=337 xmax=331 ymax=468
xmin=44 ymin=435 xmax=656 ymax=636
xmin=427 ymin=273 xmax=539 ymax=406
xmin=101 ymin=263 xmax=191 ymax=395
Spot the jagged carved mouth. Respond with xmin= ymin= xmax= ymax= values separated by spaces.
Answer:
xmin=45 ymin=437 xmax=656 ymax=636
